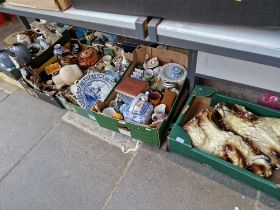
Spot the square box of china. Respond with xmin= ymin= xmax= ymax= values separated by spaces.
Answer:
xmin=56 ymin=37 xmax=138 ymax=119
xmin=0 ymin=21 xmax=71 ymax=80
xmin=168 ymin=85 xmax=280 ymax=200
xmin=93 ymin=45 xmax=189 ymax=146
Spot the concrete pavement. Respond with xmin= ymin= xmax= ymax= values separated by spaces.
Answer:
xmin=0 ymin=80 xmax=279 ymax=210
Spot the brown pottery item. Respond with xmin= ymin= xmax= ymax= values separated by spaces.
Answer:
xmin=148 ymin=91 xmax=161 ymax=107
xmin=160 ymin=91 xmax=177 ymax=113
xmin=78 ymin=47 xmax=100 ymax=69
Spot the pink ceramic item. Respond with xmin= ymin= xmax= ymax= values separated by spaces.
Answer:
xmin=258 ymin=93 xmax=280 ymax=110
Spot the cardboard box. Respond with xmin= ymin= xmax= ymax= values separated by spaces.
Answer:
xmin=56 ymin=41 xmax=137 ymax=120
xmin=6 ymin=0 xmax=71 ymax=11
xmin=168 ymin=85 xmax=280 ymax=200
xmin=94 ymin=45 xmax=190 ymax=146
xmin=18 ymin=78 xmax=63 ymax=108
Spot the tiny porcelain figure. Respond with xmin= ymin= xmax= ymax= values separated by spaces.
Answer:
xmin=70 ymin=39 xmax=81 ymax=56
xmin=103 ymin=55 xmax=114 ymax=70
xmin=53 ymin=44 xmax=64 ymax=56
xmin=84 ymin=32 xmax=94 ymax=45
xmin=143 ymin=55 xmax=159 ymax=69
xmin=121 ymin=50 xmax=129 ymax=67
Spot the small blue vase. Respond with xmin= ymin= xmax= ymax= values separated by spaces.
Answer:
xmin=12 ymin=42 xmax=32 ymax=65
xmin=0 ymin=49 xmax=16 ymax=69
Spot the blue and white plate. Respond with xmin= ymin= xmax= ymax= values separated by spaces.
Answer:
xmin=76 ymin=73 xmax=116 ymax=109
xmin=103 ymin=70 xmax=120 ymax=81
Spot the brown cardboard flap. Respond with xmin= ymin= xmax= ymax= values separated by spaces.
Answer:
xmin=136 ymin=45 xmax=188 ymax=68
xmin=184 ymin=96 xmax=211 ymax=123
xmin=7 ymin=0 xmax=71 ymax=11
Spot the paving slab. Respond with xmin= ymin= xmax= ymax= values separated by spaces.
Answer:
xmin=104 ymin=148 xmax=270 ymax=210
xmin=0 ymin=90 xmax=65 ymax=180
xmin=0 ymin=122 xmax=131 ymax=210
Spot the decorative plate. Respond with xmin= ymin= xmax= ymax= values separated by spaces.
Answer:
xmin=159 ymin=63 xmax=187 ymax=83
xmin=76 ymin=73 xmax=116 ymax=109
xmin=103 ymin=70 xmax=120 ymax=81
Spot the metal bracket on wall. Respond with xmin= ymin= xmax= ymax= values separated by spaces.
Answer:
xmin=18 ymin=16 xmax=31 ymax=29
xmin=147 ymin=18 xmax=162 ymax=43
xmin=135 ymin=16 xmax=149 ymax=40
xmin=187 ymin=50 xmax=198 ymax=94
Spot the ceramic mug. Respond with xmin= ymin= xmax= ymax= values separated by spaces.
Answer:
xmin=152 ymin=112 xmax=166 ymax=122
xmin=144 ymin=69 xmax=154 ymax=82
xmin=148 ymin=91 xmax=161 ymax=107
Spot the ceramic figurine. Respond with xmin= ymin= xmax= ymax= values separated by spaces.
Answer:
xmin=103 ymin=55 xmax=114 ymax=70
xmin=12 ymin=42 xmax=32 ymax=65
xmin=121 ymin=49 xmax=129 ymax=67
xmin=85 ymin=31 xmax=94 ymax=45
xmin=78 ymin=48 xmax=100 ymax=69
xmin=114 ymin=63 xmax=125 ymax=72
xmin=112 ymin=56 xmax=122 ymax=65
xmin=36 ymin=35 xmax=50 ymax=50
xmin=16 ymin=34 xmax=31 ymax=46
xmin=144 ymin=69 xmax=154 ymax=82
xmin=70 ymin=39 xmax=81 ymax=56
xmin=52 ymin=64 xmax=83 ymax=89
xmin=143 ymin=55 xmax=159 ymax=69
xmin=53 ymin=44 xmax=64 ymax=56
xmin=105 ymin=43 xmax=123 ymax=57
xmin=0 ymin=49 xmax=16 ymax=69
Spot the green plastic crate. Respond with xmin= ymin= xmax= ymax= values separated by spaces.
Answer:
xmin=168 ymin=85 xmax=280 ymax=200
xmin=56 ymin=94 xmax=98 ymax=121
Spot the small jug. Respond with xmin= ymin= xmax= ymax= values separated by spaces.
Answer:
xmin=11 ymin=42 xmax=32 ymax=65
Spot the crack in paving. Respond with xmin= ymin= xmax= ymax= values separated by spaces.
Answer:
xmin=253 ymin=191 xmax=262 ymax=210
xmin=0 ymin=118 xmax=63 ymax=185
xmin=100 ymin=151 xmax=138 ymax=210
